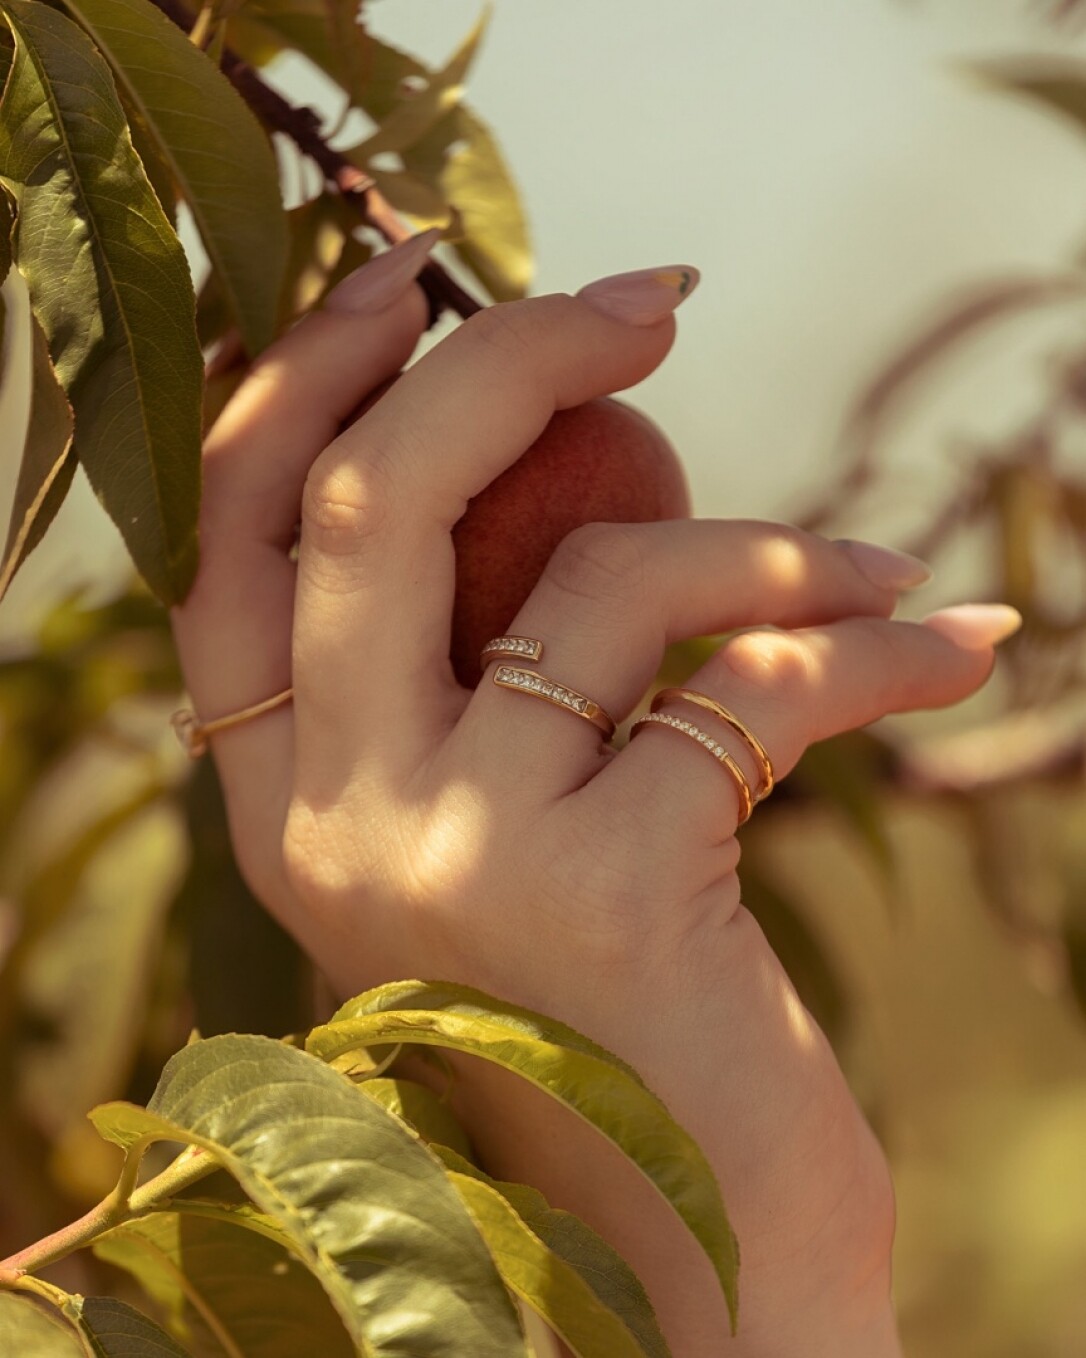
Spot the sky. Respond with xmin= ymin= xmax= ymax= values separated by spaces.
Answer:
xmin=3 ymin=0 xmax=1086 ymax=641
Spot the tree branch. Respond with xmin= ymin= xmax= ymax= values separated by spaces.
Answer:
xmin=150 ymin=0 xmax=484 ymax=329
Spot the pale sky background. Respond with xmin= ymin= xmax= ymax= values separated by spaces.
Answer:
xmin=3 ymin=0 xmax=1086 ymax=643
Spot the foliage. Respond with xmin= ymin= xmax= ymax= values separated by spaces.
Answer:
xmin=0 ymin=982 xmax=734 ymax=1355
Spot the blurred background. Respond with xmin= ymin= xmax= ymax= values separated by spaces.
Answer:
xmin=2 ymin=1 xmax=1085 ymax=1354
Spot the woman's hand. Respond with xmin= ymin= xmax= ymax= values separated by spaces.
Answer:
xmin=171 ymin=237 xmax=1018 ymax=1356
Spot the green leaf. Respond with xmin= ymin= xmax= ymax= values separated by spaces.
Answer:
xmin=0 ymin=180 xmax=13 ymax=285
xmin=0 ymin=1291 xmax=87 ymax=1357
xmin=308 ymin=980 xmax=739 ymax=1327
xmin=58 ymin=0 xmax=288 ymax=355
xmin=356 ymin=1075 xmax=475 ymax=1161
xmin=0 ymin=308 xmax=75 ymax=600
xmin=95 ymin=1207 xmax=354 ymax=1358
xmin=352 ymin=7 xmax=490 ymax=160
xmin=77 ymin=1296 xmax=190 ymax=1356
xmin=15 ymin=799 xmax=187 ymax=1138
xmin=437 ymin=106 xmax=532 ymax=303
xmin=227 ymin=0 xmax=375 ymax=105
xmin=434 ymin=1144 xmax=670 ymax=1358
xmin=0 ymin=0 xmax=202 ymax=605
xmin=90 ymin=1033 xmax=529 ymax=1357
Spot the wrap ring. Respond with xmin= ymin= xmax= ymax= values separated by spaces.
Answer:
xmin=171 ymin=686 xmax=294 ymax=758
xmin=480 ymin=636 xmax=616 ymax=741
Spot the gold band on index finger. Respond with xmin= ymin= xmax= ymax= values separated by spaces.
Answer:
xmin=652 ymin=687 xmax=774 ymax=801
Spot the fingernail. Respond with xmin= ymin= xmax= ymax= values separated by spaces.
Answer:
xmin=323 ymin=228 xmax=442 ymax=315
xmin=921 ymin=603 xmax=1023 ymax=649
xmin=577 ymin=265 xmax=700 ymax=325
xmin=836 ymin=539 xmax=933 ymax=590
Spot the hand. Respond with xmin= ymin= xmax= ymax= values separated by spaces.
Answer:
xmin=171 ymin=238 xmax=1018 ymax=1356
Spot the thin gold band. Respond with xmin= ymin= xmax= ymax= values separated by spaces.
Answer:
xmin=171 ymin=687 xmax=294 ymax=758
xmin=629 ymin=712 xmax=754 ymax=824
xmin=652 ymin=687 xmax=774 ymax=801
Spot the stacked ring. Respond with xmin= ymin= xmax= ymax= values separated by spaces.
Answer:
xmin=651 ymin=687 xmax=774 ymax=801
xmin=480 ymin=636 xmax=617 ymax=740
xmin=629 ymin=711 xmax=755 ymax=824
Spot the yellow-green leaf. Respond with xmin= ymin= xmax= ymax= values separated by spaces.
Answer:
xmin=352 ymin=6 xmax=489 ymax=160
xmin=0 ymin=1291 xmax=87 ymax=1357
xmin=0 ymin=308 xmax=75 ymax=600
xmin=95 ymin=1207 xmax=353 ymax=1358
xmin=90 ymin=1033 xmax=529 ymax=1357
xmin=356 ymin=1075 xmax=474 ymax=1160
xmin=435 ymin=1144 xmax=670 ymax=1358
xmin=0 ymin=0 xmax=202 ymax=605
xmin=58 ymin=0 xmax=288 ymax=355
xmin=308 ymin=980 xmax=739 ymax=1327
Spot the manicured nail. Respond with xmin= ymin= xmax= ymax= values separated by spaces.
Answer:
xmin=836 ymin=539 xmax=933 ymax=591
xmin=577 ymin=265 xmax=700 ymax=325
xmin=323 ymin=228 xmax=442 ymax=315
xmin=922 ymin=603 xmax=1023 ymax=649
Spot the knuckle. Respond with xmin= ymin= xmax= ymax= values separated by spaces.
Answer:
xmin=719 ymin=628 xmax=812 ymax=697
xmin=301 ymin=450 xmax=393 ymax=557
xmin=544 ymin=522 xmax=649 ymax=614
xmin=460 ymin=301 xmax=537 ymax=369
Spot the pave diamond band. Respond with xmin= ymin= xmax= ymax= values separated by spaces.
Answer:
xmin=493 ymin=665 xmax=616 ymax=740
xmin=630 ymin=711 xmax=754 ymax=824
xmin=480 ymin=635 xmax=544 ymax=667
xmin=651 ymin=687 xmax=774 ymax=801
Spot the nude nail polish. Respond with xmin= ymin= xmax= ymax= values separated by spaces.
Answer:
xmin=576 ymin=265 xmax=701 ymax=325
xmin=921 ymin=603 xmax=1023 ymax=649
xmin=323 ymin=228 xmax=442 ymax=315
xmin=837 ymin=539 xmax=933 ymax=590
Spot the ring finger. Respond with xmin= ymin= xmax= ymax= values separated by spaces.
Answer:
xmin=584 ymin=602 xmax=1022 ymax=851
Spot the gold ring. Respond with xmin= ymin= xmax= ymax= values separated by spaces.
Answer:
xmin=171 ymin=687 xmax=294 ymax=758
xmin=480 ymin=635 xmax=544 ymax=668
xmin=652 ymin=687 xmax=774 ymax=801
xmin=630 ymin=712 xmax=754 ymax=824
xmin=492 ymin=665 xmax=616 ymax=740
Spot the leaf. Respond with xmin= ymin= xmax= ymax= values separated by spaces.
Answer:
xmin=307 ymin=980 xmax=739 ymax=1327
xmin=95 ymin=1207 xmax=353 ymax=1358
xmin=0 ymin=1290 xmax=87 ymax=1356
xmin=77 ymin=1296 xmax=191 ymax=1356
xmin=0 ymin=179 xmax=13 ymax=285
xmin=225 ymin=0 xmax=370 ymax=101
xmin=58 ymin=0 xmax=288 ymax=356
xmin=356 ymin=1075 xmax=475 ymax=1160
xmin=352 ymin=6 xmax=490 ymax=160
xmin=434 ymin=1144 xmax=671 ymax=1358
xmin=15 ymin=799 xmax=187 ymax=1138
xmin=0 ymin=308 xmax=75 ymax=600
xmin=0 ymin=0 xmax=202 ymax=605
xmin=90 ymin=1033 xmax=529 ymax=1357
xmin=437 ymin=106 xmax=532 ymax=303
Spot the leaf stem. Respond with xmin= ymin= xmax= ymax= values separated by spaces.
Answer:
xmin=0 ymin=1147 xmax=218 ymax=1278
xmin=148 ymin=0 xmax=485 ymax=327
